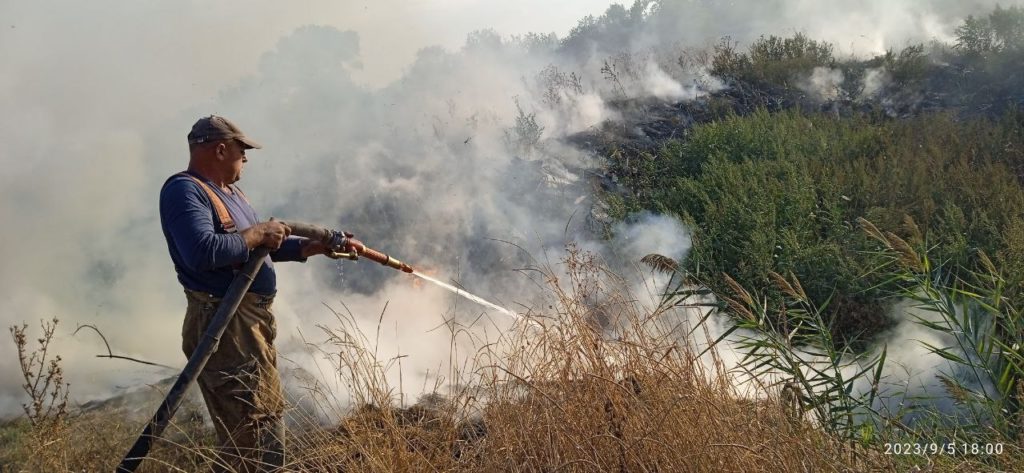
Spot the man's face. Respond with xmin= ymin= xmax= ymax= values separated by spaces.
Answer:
xmin=218 ymin=139 xmax=248 ymax=183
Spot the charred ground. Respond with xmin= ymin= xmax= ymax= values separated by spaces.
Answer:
xmin=569 ymin=13 xmax=1024 ymax=349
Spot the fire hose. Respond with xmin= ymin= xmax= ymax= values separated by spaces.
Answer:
xmin=116 ymin=221 xmax=412 ymax=473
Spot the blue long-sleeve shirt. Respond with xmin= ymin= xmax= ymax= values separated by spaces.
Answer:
xmin=160 ymin=171 xmax=306 ymax=297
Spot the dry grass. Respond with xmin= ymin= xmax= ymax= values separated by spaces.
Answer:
xmin=6 ymin=247 xmax=1013 ymax=472
xmin=0 ymin=407 xmax=216 ymax=472
xmin=266 ymin=247 xmax=879 ymax=472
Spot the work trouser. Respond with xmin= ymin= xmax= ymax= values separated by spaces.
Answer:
xmin=182 ymin=289 xmax=286 ymax=473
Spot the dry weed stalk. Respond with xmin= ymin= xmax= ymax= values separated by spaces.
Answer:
xmin=11 ymin=318 xmax=69 ymax=428
xmin=7 ymin=318 xmax=72 ymax=471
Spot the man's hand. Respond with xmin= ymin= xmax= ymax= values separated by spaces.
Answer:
xmin=343 ymin=237 xmax=365 ymax=254
xmin=320 ymin=232 xmax=364 ymax=260
xmin=241 ymin=219 xmax=291 ymax=250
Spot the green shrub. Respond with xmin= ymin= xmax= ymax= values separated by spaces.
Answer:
xmin=609 ymin=107 xmax=1024 ymax=344
xmin=711 ymin=33 xmax=835 ymax=88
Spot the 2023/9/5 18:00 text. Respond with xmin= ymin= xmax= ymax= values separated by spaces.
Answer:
xmin=884 ymin=443 xmax=1004 ymax=456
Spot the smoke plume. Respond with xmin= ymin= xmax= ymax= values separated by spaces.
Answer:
xmin=0 ymin=0 xmax=1015 ymax=421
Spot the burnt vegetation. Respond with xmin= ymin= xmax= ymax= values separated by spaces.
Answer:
xmin=584 ymin=5 xmax=1024 ymax=352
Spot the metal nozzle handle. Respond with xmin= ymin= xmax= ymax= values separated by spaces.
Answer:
xmin=327 ymin=251 xmax=359 ymax=260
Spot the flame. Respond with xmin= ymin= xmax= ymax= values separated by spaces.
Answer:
xmin=411 ymin=266 xmax=440 ymax=289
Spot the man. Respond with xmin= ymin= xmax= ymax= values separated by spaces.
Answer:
xmin=159 ymin=115 xmax=332 ymax=472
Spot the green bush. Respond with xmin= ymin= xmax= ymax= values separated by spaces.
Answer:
xmin=711 ymin=33 xmax=835 ymax=87
xmin=609 ymin=107 xmax=1024 ymax=345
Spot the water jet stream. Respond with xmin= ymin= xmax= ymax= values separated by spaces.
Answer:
xmin=410 ymin=272 xmax=539 ymax=327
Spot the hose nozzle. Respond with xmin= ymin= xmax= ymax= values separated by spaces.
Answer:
xmin=358 ymin=246 xmax=415 ymax=273
xmin=281 ymin=221 xmax=415 ymax=273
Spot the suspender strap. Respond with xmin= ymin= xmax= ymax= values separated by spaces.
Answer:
xmin=179 ymin=173 xmax=237 ymax=233
xmin=231 ymin=185 xmax=250 ymax=205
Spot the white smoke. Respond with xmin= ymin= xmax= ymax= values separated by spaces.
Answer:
xmin=861 ymin=67 xmax=892 ymax=98
xmin=799 ymin=67 xmax=845 ymax=102
xmin=612 ymin=213 xmax=692 ymax=264
xmin=642 ymin=61 xmax=699 ymax=101
xmin=0 ymin=0 xmax=628 ymax=417
xmin=648 ymin=284 xmax=1006 ymax=427
xmin=0 ymin=0 xmax=1015 ymax=422
xmin=641 ymin=0 xmax=1009 ymax=59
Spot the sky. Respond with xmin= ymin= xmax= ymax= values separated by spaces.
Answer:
xmin=0 ymin=1 xmax=622 ymax=105
xmin=0 ymin=0 xmax=1017 ymax=420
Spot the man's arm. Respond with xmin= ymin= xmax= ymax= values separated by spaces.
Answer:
xmin=162 ymin=181 xmax=293 ymax=270
xmin=271 ymin=236 xmax=307 ymax=262
xmin=160 ymin=179 xmax=249 ymax=271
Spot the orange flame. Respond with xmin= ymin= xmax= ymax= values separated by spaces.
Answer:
xmin=411 ymin=266 xmax=440 ymax=289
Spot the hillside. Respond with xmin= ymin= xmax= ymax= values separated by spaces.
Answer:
xmin=4 ymin=3 xmax=1024 ymax=472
